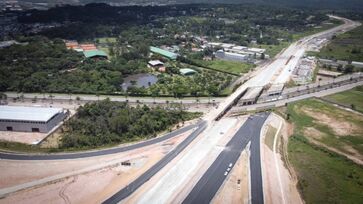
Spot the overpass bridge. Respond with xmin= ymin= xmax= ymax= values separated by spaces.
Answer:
xmin=230 ymin=73 xmax=363 ymax=114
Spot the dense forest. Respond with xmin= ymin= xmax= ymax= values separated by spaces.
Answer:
xmin=61 ymin=99 xmax=201 ymax=148
xmin=0 ymin=36 xmax=148 ymax=93
xmin=18 ymin=3 xmax=329 ymax=43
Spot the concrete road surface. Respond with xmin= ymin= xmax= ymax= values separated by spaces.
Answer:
xmin=102 ymin=121 xmax=207 ymax=204
xmin=182 ymin=113 xmax=269 ymax=204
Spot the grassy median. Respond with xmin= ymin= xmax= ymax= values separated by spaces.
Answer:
xmin=324 ymin=85 xmax=363 ymax=113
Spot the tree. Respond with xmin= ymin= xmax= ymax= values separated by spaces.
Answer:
xmin=260 ymin=53 xmax=265 ymax=60
xmin=344 ymin=64 xmax=354 ymax=74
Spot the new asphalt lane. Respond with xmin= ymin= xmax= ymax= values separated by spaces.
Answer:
xmin=103 ymin=121 xmax=207 ymax=204
xmin=182 ymin=112 xmax=269 ymax=204
xmin=0 ymin=121 xmax=205 ymax=160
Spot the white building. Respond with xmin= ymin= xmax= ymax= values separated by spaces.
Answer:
xmin=215 ymin=50 xmax=249 ymax=62
xmin=0 ymin=106 xmax=67 ymax=133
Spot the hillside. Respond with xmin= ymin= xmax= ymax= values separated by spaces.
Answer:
xmin=16 ymin=0 xmax=363 ymax=11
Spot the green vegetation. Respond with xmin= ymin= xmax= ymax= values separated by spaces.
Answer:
xmin=97 ymin=37 xmax=117 ymax=44
xmin=309 ymin=23 xmax=363 ymax=62
xmin=287 ymin=99 xmax=363 ymax=155
xmin=289 ymin=136 xmax=363 ymax=204
xmin=0 ymin=140 xmax=56 ymax=153
xmin=61 ymin=99 xmax=201 ymax=149
xmin=258 ymin=42 xmax=289 ymax=58
xmin=285 ymin=98 xmax=363 ymax=203
xmin=292 ymin=19 xmax=343 ymax=41
xmin=194 ymin=60 xmax=255 ymax=75
xmin=147 ymin=70 xmax=234 ymax=97
xmin=0 ymin=36 xmax=150 ymax=94
xmin=324 ymin=86 xmax=363 ymax=113
xmin=264 ymin=125 xmax=277 ymax=151
xmin=1 ymin=4 xmax=340 ymax=97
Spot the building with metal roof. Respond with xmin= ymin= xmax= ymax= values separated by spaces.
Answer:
xmin=215 ymin=50 xmax=248 ymax=63
xmin=83 ymin=50 xmax=108 ymax=59
xmin=150 ymin=46 xmax=178 ymax=60
xmin=180 ymin=68 xmax=197 ymax=76
xmin=0 ymin=106 xmax=67 ymax=133
xmin=148 ymin=60 xmax=164 ymax=67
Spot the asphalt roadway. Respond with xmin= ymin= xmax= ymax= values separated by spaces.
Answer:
xmin=0 ymin=121 xmax=205 ymax=160
xmin=182 ymin=113 xmax=269 ymax=204
xmin=102 ymin=120 xmax=207 ymax=204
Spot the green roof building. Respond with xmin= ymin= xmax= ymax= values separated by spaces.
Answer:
xmin=150 ymin=46 xmax=178 ymax=60
xmin=180 ymin=68 xmax=197 ymax=76
xmin=83 ymin=50 xmax=108 ymax=59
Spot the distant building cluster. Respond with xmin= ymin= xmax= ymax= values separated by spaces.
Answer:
xmin=65 ymin=40 xmax=108 ymax=60
xmin=291 ymin=57 xmax=316 ymax=84
xmin=2 ymin=1 xmax=22 ymax=12
xmin=206 ymin=42 xmax=269 ymax=63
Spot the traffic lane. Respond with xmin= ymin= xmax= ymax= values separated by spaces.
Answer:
xmin=102 ymin=121 xmax=208 ymax=204
xmin=250 ymin=114 xmax=267 ymax=204
xmin=0 ymin=121 xmax=203 ymax=160
xmin=182 ymin=113 xmax=269 ymax=204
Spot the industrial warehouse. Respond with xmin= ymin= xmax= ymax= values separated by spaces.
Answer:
xmin=0 ymin=106 xmax=67 ymax=133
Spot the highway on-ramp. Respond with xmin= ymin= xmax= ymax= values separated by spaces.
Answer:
xmin=0 ymin=121 xmax=205 ymax=160
xmin=182 ymin=113 xmax=269 ymax=204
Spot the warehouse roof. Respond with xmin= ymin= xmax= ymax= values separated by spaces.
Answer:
xmin=83 ymin=50 xmax=108 ymax=58
xmin=150 ymin=46 xmax=178 ymax=60
xmin=180 ymin=68 xmax=197 ymax=76
xmin=148 ymin=60 xmax=164 ymax=66
xmin=0 ymin=106 xmax=63 ymax=122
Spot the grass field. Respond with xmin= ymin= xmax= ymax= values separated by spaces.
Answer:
xmin=264 ymin=125 xmax=277 ymax=151
xmin=258 ymin=42 xmax=290 ymax=58
xmin=292 ymin=19 xmax=343 ymax=41
xmin=309 ymin=23 xmax=363 ymax=62
xmin=288 ymin=135 xmax=363 ymax=204
xmin=285 ymin=98 xmax=363 ymax=203
xmin=324 ymin=85 xmax=363 ymax=113
xmin=195 ymin=59 xmax=255 ymax=75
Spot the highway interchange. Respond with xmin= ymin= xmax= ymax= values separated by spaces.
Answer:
xmin=0 ymin=15 xmax=360 ymax=204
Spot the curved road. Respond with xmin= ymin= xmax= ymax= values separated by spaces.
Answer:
xmin=0 ymin=121 xmax=205 ymax=160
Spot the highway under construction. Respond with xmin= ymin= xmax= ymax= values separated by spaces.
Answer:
xmin=0 ymin=15 xmax=360 ymax=204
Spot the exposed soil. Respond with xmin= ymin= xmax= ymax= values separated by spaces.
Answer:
xmin=303 ymin=127 xmax=326 ymax=140
xmin=0 ymin=129 xmax=193 ymax=203
xmin=212 ymin=150 xmax=250 ymax=204
xmin=302 ymin=107 xmax=361 ymax=136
